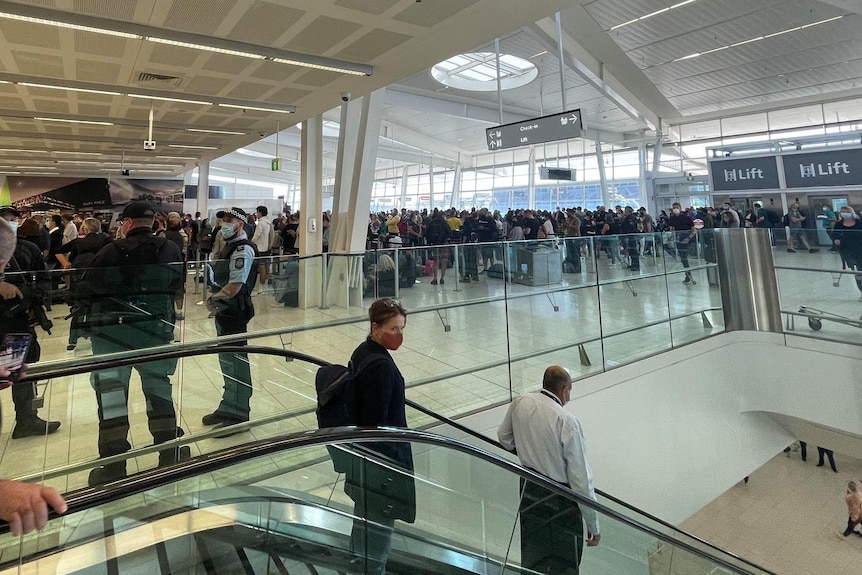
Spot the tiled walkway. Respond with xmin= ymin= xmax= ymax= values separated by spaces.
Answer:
xmin=681 ymin=446 xmax=862 ymax=575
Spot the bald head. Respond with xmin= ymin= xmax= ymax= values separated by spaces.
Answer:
xmin=542 ymin=365 xmax=572 ymax=396
xmin=0 ymin=218 xmax=15 ymax=269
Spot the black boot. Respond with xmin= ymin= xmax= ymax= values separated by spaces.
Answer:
xmin=11 ymin=416 xmax=61 ymax=439
xmin=88 ymin=462 xmax=127 ymax=486
xmin=158 ymin=445 xmax=191 ymax=467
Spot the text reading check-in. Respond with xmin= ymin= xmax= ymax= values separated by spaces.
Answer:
xmin=486 ymin=109 xmax=582 ymax=151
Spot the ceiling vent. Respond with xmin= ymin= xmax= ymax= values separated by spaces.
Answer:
xmin=136 ymin=72 xmax=184 ymax=88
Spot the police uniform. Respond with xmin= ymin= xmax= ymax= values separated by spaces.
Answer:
xmin=80 ymin=202 xmax=186 ymax=485
xmin=207 ymin=208 xmax=255 ymax=424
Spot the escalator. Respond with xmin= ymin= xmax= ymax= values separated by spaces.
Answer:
xmin=1 ymin=347 xmax=777 ymax=575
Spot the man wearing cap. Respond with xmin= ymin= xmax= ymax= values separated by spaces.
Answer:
xmin=0 ymin=206 xmax=60 ymax=439
xmin=203 ymin=207 xmax=256 ymax=432
xmin=78 ymin=201 xmax=188 ymax=485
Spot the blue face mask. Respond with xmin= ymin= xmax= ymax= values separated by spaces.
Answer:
xmin=841 ymin=212 xmax=853 ymax=220
xmin=5 ymin=221 xmax=18 ymax=234
xmin=221 ymin=224 xmax=237 ymax=239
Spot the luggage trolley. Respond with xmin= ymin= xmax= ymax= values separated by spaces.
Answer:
xmin=797 ymin=306 xmax=862 ymax=331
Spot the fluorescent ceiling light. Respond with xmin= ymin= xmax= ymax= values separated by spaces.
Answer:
xmin=128 ymin=93 xmax=212 ymax=106
xmin=218 ymin=103 xmax=293 ymax=114
xmin=134 ymin=169 xmax=176 ymax=173
xmin=16 ymin=166 xmax=56 ymax=169
xmin=52 ymin=151 xmax=101 ymax=156
xmin=147 ymin=37 xmax=264 ymax=60
xmin=156 ymin=155 xmax=197 ymax=160
xmin=236 ymin=148 xmax=276 ymax=158
xmin=168 ymin=144 xmax=219 ymax=149
xmin=35 ymin=117 xmax=114 ymax=126
xmin=0 ymin=12 xmax=141 ymax=38
xmin=671 ymin=14 xmax=845 ymax=63
xmin=56 ymin=160 xmax=100 ymax=164
xmin=186 ymin=128 xmax=246 ymax=135
xmin=269 ymin=57 xmax=365 ymax=75
xmin=19 ymin=82 xmax=122 ymax=96
xmin=0 ymin=148 xmax=47 ymax=153
xmin=610 ymin=0 xmax=697 ymax=31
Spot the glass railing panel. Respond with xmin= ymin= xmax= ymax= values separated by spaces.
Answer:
xmin=2 ymin=431 xmax=770 ymax=575
xmin=775 ymin=266 xmax=862 ymax=345
xmin=0 ymin=351 xmax=322 ymax=492
xmin=420 ymin=417 xmax=774 ymax=575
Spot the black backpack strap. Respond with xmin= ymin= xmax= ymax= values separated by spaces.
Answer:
xmin=349 ymin=353 xmax=389 ymax=380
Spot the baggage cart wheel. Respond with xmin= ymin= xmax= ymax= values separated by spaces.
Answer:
xmin=808 ymin=317 xmax=822 ymax=331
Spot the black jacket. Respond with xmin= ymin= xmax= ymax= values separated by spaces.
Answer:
xmin=345 ymin=337 xmax=415 ymax=522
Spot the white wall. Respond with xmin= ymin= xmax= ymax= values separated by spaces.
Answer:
xmin=453 ymin=331 xmax=862 ymax=524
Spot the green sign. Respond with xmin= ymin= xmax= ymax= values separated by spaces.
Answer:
xmin=271 ymin=158 xmax=280 ymax=171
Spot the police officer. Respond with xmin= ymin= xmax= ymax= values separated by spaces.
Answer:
xmin=0 ymin=206 xmax=60 ymax=439
xmin=80 ymin=202 xmax=188 ymax=485
xmin=202 ymin=207 xmax=256 ymax=433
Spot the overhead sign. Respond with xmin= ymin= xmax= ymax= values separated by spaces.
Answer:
xmin=783 ymin=149 xmax=862 ymax=188
xmin=709 ymin=156 xmax=781 ymax=191
xmin=486 ymin=109 xmax=582 ymax=151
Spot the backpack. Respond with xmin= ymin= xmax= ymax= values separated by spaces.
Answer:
xmin=425 ymin=219 xmax=449 ymax=245
xmin=316 ymin=353 xmax=388 ymax=472
xmin=765 ymin=210 xmax=781 ymax=227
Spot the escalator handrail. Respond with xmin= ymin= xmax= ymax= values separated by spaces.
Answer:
xmin=404 ymin=400 xmax=778 ymax=575
xmin=5 ymin=426 xmax=769 ymax=575
xmin=19 ymin=343 xmax=776 ymax=575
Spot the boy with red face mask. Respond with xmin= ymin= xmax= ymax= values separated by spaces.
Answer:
xmin=344 ymin=298 xmax=415 ymax=575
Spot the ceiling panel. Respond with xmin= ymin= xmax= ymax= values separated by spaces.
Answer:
xmin=334 ymin=28 xmax=412 ymax=62
xmin=73 ymin=0 xmax=139 ymax=20
xmin=334 ymin=0 xmax=393 ymax=17
xmin=284 ymin=16 xmax=364 ymax=55
xmin=162 ymin=0 xmax=235 ymax=36
xmin=226 ymin=3 xmax=305 ymax=46
xmin=392 ymin=0 xmax=482 ymax=28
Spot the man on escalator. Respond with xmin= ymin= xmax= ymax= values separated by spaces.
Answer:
xmin=498 ymin=365 xmax=600 ymax=575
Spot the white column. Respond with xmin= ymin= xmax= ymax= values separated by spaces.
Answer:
xmin=299 ymin=115 xmax=323 ymax=308
xmin=399 ymin=165 xmax=408 ymax=210
xmin=528 ymin=147 xmax=536 ymax=210
xmin=596 ymin=139 xmax=611 ymax=208
xmin=324 ymin=89 xmax=385 ymax=309
xmin=196 ymin=161 xmax=210 ymax=219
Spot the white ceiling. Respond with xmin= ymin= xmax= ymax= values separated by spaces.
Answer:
xmin=0 ymin=0 xmax=859 ymax=183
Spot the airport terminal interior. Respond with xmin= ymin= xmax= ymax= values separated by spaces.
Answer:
xmin=0 ymin=0 xmax=862 ymax=573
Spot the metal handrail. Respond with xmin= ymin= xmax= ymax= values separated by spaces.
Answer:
xmin=4 ymin=426 xmax=773 ymax=575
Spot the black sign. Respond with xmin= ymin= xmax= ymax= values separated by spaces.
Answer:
xmin=783 ymin=148 xmax=862 ymax=188
xmin=486 ymin=109 xmax=582 ymax=151
xmin=709 ymin=156 xmax=781 ymax=191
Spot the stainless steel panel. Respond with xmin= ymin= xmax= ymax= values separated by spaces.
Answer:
xmin=715 ymin=228 xmax=783 ymax=332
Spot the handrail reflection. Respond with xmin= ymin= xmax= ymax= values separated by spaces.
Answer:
xmin=13 ymin=344 xmax=772 ymax=575
xmin=5 ymin=426 xmax=773 ymax=575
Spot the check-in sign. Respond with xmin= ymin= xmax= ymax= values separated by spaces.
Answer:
xmin=486 ymin=109 xmax=583 ymax=151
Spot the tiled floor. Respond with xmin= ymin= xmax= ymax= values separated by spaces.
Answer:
xmin=681 ymin=446 xmax=862 ymax=575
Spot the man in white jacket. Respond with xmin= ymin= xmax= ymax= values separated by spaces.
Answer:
xmin=498 ymin=365 xmax=600 ymax=575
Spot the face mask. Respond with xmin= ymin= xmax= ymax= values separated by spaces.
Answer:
xmin=823 ymin=206 xmax=829 ymax=211
xmin=379 ymin=331 xmax=403 ymax=351
xmin=672 ymin=208 xmax=681 ymax=215
xmin=5 ymin=221 xmax=17 ymax=234
xmin=841 ymin=212 xmax=853 ymax=220
xmin=221 ymin=224 xmax=237 ymax=239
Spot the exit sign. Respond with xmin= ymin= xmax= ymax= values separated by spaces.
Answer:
xmin=271 ymin=158 xmax=280 ymax=171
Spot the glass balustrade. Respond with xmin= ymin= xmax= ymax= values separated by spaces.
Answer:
xmin=1 ymin=232 xmax=724 ymax=485
xmin=774 ymin=228 xmax=862 ymax=345
xmin=0 ymin=430 xmax=771 ymax=575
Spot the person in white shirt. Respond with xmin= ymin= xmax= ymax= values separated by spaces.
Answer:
xmin=498 ymin=365 xmax=600 ymax=575
xmin=61 ymin=214 xmax=78 ymax=246
xmin=250 ymin=205 xmax=272 ymax=294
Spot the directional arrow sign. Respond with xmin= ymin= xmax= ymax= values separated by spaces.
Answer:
xmin=485 ymin=108 xmax=583 ymax=151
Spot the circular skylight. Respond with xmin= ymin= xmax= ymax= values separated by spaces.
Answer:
xmin=431 ymin=52 xmax=538 ymax=92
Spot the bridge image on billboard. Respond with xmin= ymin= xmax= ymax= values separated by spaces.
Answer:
xmin=486 ymin=109 xmax=583 ymax=151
